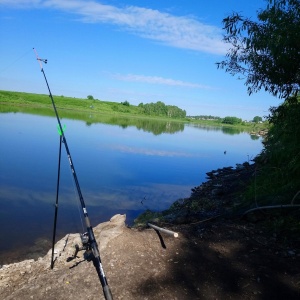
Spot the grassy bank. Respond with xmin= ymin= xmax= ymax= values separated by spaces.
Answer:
xmin=0 ymin=90 xmax=268 ymax=133
xmin=0 ymin=90 xmax=141 ymax=115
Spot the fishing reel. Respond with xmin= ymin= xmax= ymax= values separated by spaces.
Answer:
xmin=66 ymin=232 xmax=94 ymax=262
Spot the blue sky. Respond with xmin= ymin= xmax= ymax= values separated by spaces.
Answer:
xmin=0 ymin=0 xmax=282 ymax=120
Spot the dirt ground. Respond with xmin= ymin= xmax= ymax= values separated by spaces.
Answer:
xmin=0 ymin=214 xmax=299 ymax=300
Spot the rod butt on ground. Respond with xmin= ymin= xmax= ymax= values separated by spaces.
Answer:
xmin=148 ymin=223 xmax=179 ymax=238
xmin=103 ymin=285 xmax=113 ymax=300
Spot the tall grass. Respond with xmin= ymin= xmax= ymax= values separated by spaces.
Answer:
xmin=243 ymin=96 xmax=300 ymax=208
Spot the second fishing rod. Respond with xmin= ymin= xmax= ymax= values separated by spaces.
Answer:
xmin=33 ymin=48 xmax=113 ymax=300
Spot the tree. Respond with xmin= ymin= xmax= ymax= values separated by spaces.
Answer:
xmin=217 ymin=0 xmax=300 ymax=212
xmin=87 ymin=95 xmax=94 ymax=100
xmin=252 ymin=116 xmax=263 ymax=123
xmin=217 ymin=0 xmax=300 ymax=99
xmin=222 ymin=116 xmax=242 ymax=125
xmin=255 ymin=96 xmax=300 ymax=202
xmin=121 ymin=100 xmax=130 ymax=106
xmin=140 ymin=101 xmax=186 ymax=118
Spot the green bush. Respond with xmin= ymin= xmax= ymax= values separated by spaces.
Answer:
xmin=222 ymin=116 xmax=242 ymax=125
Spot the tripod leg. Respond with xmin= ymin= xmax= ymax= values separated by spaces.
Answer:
xmin=50 ymin=135 xmax=62 ymax=269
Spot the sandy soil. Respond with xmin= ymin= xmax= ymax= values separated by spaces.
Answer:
xmin=0 ymin=214 xmax=299 ymax=300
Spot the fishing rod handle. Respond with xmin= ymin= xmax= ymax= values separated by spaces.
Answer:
xmin=103 ymin=285 xmax=113 ymax=300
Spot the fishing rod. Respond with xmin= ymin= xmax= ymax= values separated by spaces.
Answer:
xmin=33 ymin=48 xmax=113 ymax=300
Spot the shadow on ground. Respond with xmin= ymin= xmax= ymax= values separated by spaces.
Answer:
xmin=107 ymin=220 xmax=299 ymax=299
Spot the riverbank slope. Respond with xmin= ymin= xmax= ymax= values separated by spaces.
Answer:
xmin=1 ymin=216 xmax=299 ymax=299
xmin=1 ymin=163 xmax=299 ymax=299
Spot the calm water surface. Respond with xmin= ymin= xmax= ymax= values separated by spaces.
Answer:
xmin=0 ymin=112 xmax=262 ymax=263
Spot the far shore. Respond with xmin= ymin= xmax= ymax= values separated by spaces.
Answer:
xmin=1 ymin=90 xmax=269 ymax=134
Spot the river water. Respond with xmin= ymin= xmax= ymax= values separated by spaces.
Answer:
xmin=0 ymin=111 xmax=262 ymax=263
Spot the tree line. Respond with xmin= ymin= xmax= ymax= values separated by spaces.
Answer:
xmin=188 ymin=115 xmax=222 ymax=120
xmin=138 ymin=101 xmax=186 ymax=118
xmin=188 ymin=115 xmax=263 ymax=124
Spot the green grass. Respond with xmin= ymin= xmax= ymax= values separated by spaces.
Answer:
xmin=0 ymin=90 xmax=141 ymax=115
xmin=0 ymin=90 xmax=269 ymax=133
xmin=0 ymin=90 xmax=186 ymax=121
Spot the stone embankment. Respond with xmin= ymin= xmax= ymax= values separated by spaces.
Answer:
xmin=0 ymin=214 xmax=126 ymax=299
xmin=250 ymin=129 xmax=268 ymax=137
xmin=153 ymin=162 xmax=256 ymax=226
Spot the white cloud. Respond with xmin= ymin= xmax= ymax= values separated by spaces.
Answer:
xmin=112 ymin=73 xmax=213 ymax=89
xmin=0 ymin=0 xmax=42 ymax=7
xmin=1 ymin=0 xmax=227 ymax=55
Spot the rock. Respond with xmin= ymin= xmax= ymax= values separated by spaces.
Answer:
xmin=0 ymin=214 xmax=126 ymax=292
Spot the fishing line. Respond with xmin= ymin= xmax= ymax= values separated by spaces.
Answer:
xmin=0 ymin=49 xmax=32 ymax=74
xmin=66 ymin=158 xmax=85 ymax=233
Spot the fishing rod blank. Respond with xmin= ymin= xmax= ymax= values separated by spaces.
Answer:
xmin=33 ymin=48 xmax=113 ymax=300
